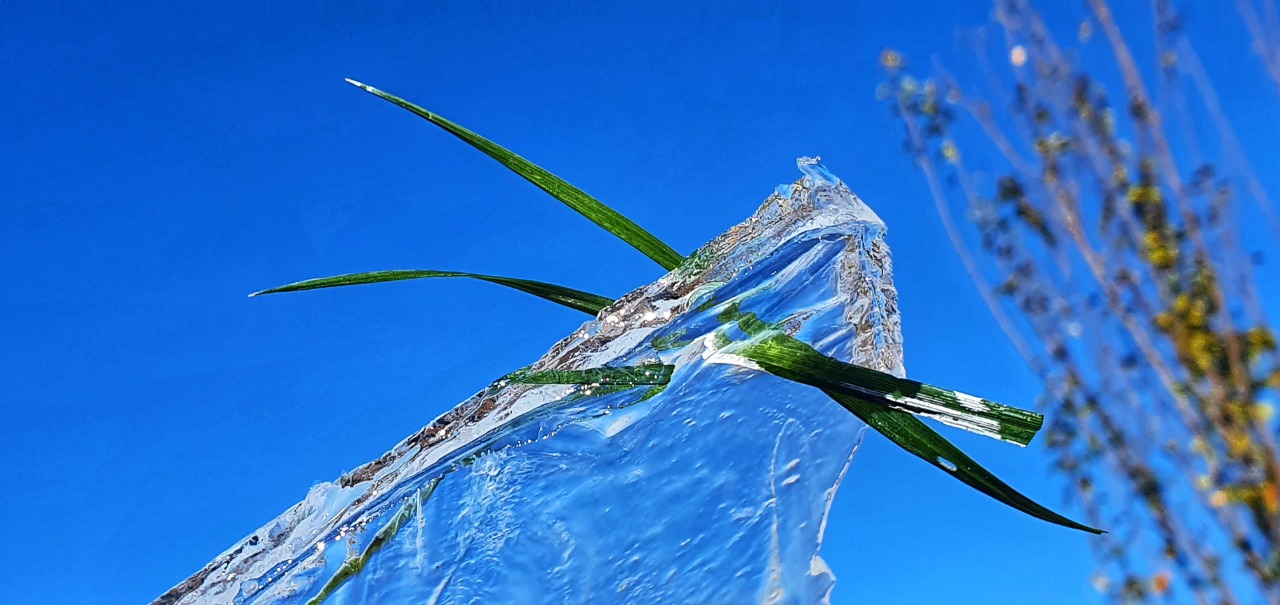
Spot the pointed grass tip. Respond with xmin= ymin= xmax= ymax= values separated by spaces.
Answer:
xmin=344 ymin=78 xmax=374 ymax=92
xmin=248 ymin=285 xmax=289 ymax=298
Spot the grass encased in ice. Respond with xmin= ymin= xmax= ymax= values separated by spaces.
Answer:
xmin=254 ymin=79 xmax=1101 ymax=545
xmin=305 ymin=478 xmax=442 ymax=605
xmin=739 ymin=334 xmax=1043 ymax=447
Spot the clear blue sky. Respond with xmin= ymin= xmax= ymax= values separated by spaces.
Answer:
xmin=3 ymin=1 xmax=1275 ymax=604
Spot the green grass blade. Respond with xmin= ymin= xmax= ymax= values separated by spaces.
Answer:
xmin=344 ymin=79 xmax=686 ymax=271
xmin=505 ymin=364 xmax=674 ymax=386
xmin=307 ymin=477 xmax=443 ymax=605
xmin=250 ymin=269 xmax=613 ymax=315
xmin=827 ymin=390 xmax=1101 ymax=534
xmin=738 ymin=333 xmax=1043 ymax=446
xmin=727 ymin=330 xmax=1096 ymax=532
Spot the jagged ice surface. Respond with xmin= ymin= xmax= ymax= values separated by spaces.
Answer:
xmin=157 ymin=158 xmax=903 ymax=605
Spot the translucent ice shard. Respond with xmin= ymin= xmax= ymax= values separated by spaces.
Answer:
xmin=156 ymin=158 xmax=901 ymax=605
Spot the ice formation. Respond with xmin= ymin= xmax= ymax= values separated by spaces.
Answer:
xmin=156 ymin=158 xmax=902 ymax=605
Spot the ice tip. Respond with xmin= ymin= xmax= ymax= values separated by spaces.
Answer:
xmin=796 ymin=156 xmax=840 ymax=186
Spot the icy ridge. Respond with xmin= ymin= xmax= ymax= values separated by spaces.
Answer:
xmin=156 ymin=158 xmax=902 ymax=605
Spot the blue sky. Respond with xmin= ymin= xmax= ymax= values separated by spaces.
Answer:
xmin=3 ymin=1 xmax=1276 ymax=603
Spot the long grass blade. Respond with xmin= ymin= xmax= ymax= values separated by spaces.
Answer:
xmin=828 ymin=390 xmax=1101 ymax=534
xmin=344 ymin=79 xmax=686 ymax=271
xmin=250 ymin=269 xmax=613 ymax=316
xmin=739 ymin=334 xmax=1043 ymax=446
xmin=504 ymin=364 xmax=673 ymax=386
xmin=728 ymin=330 xmax=1096 ymax=532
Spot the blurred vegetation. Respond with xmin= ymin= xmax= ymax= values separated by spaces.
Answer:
xmin=881 ymin=0 xmax=1280 ymax=602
